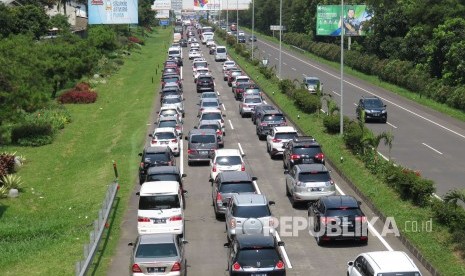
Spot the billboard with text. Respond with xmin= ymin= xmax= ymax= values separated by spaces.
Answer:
xmin=88 ymin=0 xmax=138 ymax=24
xmin=316 ymin=5 xmax=372 ymax=36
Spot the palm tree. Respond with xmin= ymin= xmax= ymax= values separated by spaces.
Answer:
xmin=361 ymin=131 xmax=394 ymax=160
xmin=444 ymin=189 xmax=465 ymax=207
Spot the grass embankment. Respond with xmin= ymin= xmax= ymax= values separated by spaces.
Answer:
xmin=0 ymin=28 xmax=171 ymax=275
xmin=217 ymin=35 xmax=465 ymax=275
xmin=242 ymin=27 xmax=465 ymax=123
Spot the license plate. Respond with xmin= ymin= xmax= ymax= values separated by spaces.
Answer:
xmin=302 ymin=158 xmax=311 ymax=163
xmin=311 ymin=188 xmax=322 ymax=192
xmin=200 ymin=150 xmax=208 ymax=155
xmin=153 ymin=218 xmax=166 ymax=224
xmin=251 ymin=274 xmax=267 ymax=276
xmin=161 ymin=141 xmax=169 ymax=144
xmin=147 ymin=267 xmax=166 ymax=273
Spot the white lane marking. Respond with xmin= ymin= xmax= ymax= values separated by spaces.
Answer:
xmin=268 ymin=53 xmax=272 ymax=56
xmin=259 ymin=39 xmax=465 ymax=140
xmin=422 ymin=143 xmax=443 ymax=155
xmin=283 ymin=62 xmax=287 ymax=65
xmin=180 ymin=66 xmax=183 ymax=80
xmin=263 ymin=100 xmax=268 ymax=104
xmin=291 ymin=67 xmax=296 ymax=71
xmin=274 ymin=58 xmax=279 ymax=61
xmin=216 ymin=90 xmax=220 ymax=96
xmin=302 ymin=73 xmax=307 ymax=78
xmin=222 ymin=103 xmax=226 ymax=110
xmin=252 ymin=180 xmax=261 ymax=194
xmin=228 ymin=119 xmax=234 ymax=130
xmin=238 ymin=142 xmax=244 ymax=156
xmin=332 ymin=90 xmax=341 ymax=96
xmin=353 ymin=103 xmax=357 ymax=106
xmin=335 ymin=185 xmax=394 ymax=251
xmin=377 ymin=151 xmax=389 ymax=161
xmin=387 ymin=122 xmax=398 ymax=129
xmin=433 ymin=193 xmax=443 ymax=200
xmin=146 ymin=123 xmax=151 ymax=126
xmin=180 ymin=137 xmax=184 ymax=175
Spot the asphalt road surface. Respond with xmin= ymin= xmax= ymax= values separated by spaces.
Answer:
xmin=243 ymin=32 xmax=465 ymax=198
xmin=106 ymin=34 xmax=432 ymax=276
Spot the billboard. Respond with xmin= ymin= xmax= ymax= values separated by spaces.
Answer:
xmin=155 ymin=9 xmax=170 ymax=18
xmin=88 ymin=0 xmax=138 ymax=24
xmin=316 ymin=5 xmax=372 ymax=36
xmin=152 ymin=0 xmax=171 ymax=10
xmin=193 ymin=0 xmax=220 ymax=11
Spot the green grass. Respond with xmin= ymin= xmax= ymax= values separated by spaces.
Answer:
xmin=0 ymin=27 xmax=172 ymax=275
xmin=241 ymin=27 xmax=465 ymax=123
xmin=221 ymin=37 xmax=465 ymax=275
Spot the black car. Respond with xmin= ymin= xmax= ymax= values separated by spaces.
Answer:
xmin=224 ymin=235 xmax=286 ymax=276
xmin=196 ymin=75 xmax=215 ymax=93
xmin=138 ymin=146 xmax=176 ymax=184
xmin=308 ymin=195 xmax=368 ymax=245
xmin=356 ymin=96 xmax=387 ymax=123
xmin=237 ymin=35 xmax=246 ymax=43
xmin=251 ymin=104 xmax=277 ymax=125
xmin=179 ymin=39 xmax=188 ymax=47
xmin=255 ymin=110 xmax=287 ymax=140
xmin=282 ymin=136 xmax=325 ymax=170
xmin=248 ymin=35 xmax=257 ymax=42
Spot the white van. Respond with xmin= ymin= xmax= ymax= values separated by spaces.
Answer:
xmin=137 ymin=181 xmax=185 ymax=236
xmin=347 ymin=251 xmax=422 ymax=276
xmin=168 ymin=47 xmax=182 ymax=59
xmin=215 ymin=46 xmax=227 ymax=62
xmin=202 ymin=31 xmax=214 ymax=44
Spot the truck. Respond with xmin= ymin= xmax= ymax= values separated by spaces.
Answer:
xmin=230 ymin=24 xmax=237 ymax=32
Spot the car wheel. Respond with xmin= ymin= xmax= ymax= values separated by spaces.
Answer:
xmin=266 ymin=144 xmax=270 ymax=153
xmin=316 ymin=234 xmax=324 ymax=246
xmin=188 ymin=161 xmax=192 ymax=166
xmin=258 ymin=134 xmax=265 ymax=141
xmin=291 ymin=197 xmax=298 ymax=208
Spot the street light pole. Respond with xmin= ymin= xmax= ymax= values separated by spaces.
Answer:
xmin=236 ymin=0 xmax=239 ymax=43
xmin=252 ymin=0 xmax=254 ymax=59
xmin=278 ymin=0 xmax=282 ymax=79
xmin=340 ymin=0 xmax=344 ymax=135
xmin=226 ymin=0 xmax=229 ymax=27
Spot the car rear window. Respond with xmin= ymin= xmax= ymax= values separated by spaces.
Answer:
xmin=162 ymin=98 xmax=181 ymax=104
xmin=201 ymin=93 xmax=217 ymax=99
xmin=198 ymin=77 xmax=212 ymax=82
xmin=326 ymin=208 xmax=362 ymax=217
xmin=199 ymin=124 xmax=220 ymax=131
xmin=298 ymin=172 xmax=330 ymax=182
xmin=154 ymin=132 xmax=176 ymax=139
xmin=139 ymin=195 xmax=180 ymax=210
xmin=233 ymin=205 xmax=271 ymax=218
xmin=194 ymin=62 xmax=207 ymax=68
xmin=201 ymin=113 xmax=222 ymax=120
xmin=216 ymin=156 xmax=242 ymax=165
xmin=293 ymin=146 xmax=322 ymax=156
xmin=263 ymin=115 xmax=285 ymax=122
xmin=375 ymin=273 xmax=421 ymax=276
xmin=275 ymin=133 xmax=297 ymax=140
xmin=191 ymin=134 xmax=216 ymax=143
xmin=245 ymin=98 xmax=262 ymax=104
xmin=202 ymin=101 xmax=219 ymax=107
xmin=136 ymin=243 xmax=178 ymax=258
xmin=216 ymin=48 xmax=226 ymax=53
xmin=219 ymin=182 xmax=255 ymax=193
xmin=236 ymin=249 xmax=280 ymax=268
xmin=160 ymin=110 xmax=178 ymax=116
xmin=144 ymin=153 xmax=170 ymax=164
xmin=158 ymin=121 xmax=177 ymax=128
xmin=164 ymin=78 xmax=178 ymax=83
xmin=146 ymin=173 xmax=178 ymax=182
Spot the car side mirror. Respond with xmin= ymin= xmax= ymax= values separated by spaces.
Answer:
xmin=223 ymin=114 xmax=226 ymax=117
xmin=182 ymin=239 xmax=189 ymax=244
xmin=283 ymin=170 xmax=289 ymax=174
xmin=358 ymin=201 xmax=362 ymax=205
xmin=252 ymin=176 xmax=258 ymax=181
xmin=347 ymin=261 xmax=354 ymax=267
xmin=183 ymin=190 xmax=188 ymax=194
xmin=182 ymin=173 xmax=187 ymax=178
xmin=241 ymin=153 xmax=246 ymax=157
xmin=223 ymin=242 xmax=230 ymax=247
xmin=268 ymin=201 xmax=275 ymax=205
xmin=194 ymin=126 xmax=198 ymax=129
xmin=184 ymin=136 xmax=188 ymax=140
xmin=277 ymin=241 xmax=285 ymax=246
xmin=128 ymin=242 xmax=134 ymax=246
xmin=136 ymin=192 xmax=140 ymax=196
xmin=148 ymin=134 xmax=153 ymax=137
xmin=209 ymin=178 xmax=213 ymax=182
xmin=384 ymin=105 xmax=387 ymax=107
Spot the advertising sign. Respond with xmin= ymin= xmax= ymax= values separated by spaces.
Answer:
xmin=193 ymin=0 xmax=220 ymax=10
xmin=155 ymin=9 xmax=170 ymax=18
xmin=159 ymin=19 xmax=170 ymax=26
xmin=316 ymin=5 xmax=372 ymax=36
xmin=152 ymin=0 xmax=171 ymax=10
xmin=88 ymin=0 xmax=138 ymax=24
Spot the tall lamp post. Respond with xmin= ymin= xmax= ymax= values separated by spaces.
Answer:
xmin=251 ymin=0 xmax=255 ymax=59
xmin=278 ymin=0 xmax=282 ymax=79
xmin=340 ymin=0 xmax=344 ymax=135
xmin=226 ymin=0 xmax=229 ymax=27
xmin=236 ymin=0 xmax=239 ymax=43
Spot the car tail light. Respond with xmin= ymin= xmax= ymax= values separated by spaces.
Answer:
xmin=260 ymin=122 xmax=267 ymax=126
xmin=169 ymin=215 xmax=182 ymax=221
xmin=216 ymin=192 xmax=222 ymax=206
xmin=139 ymin=162 xmax=144 ymax=168
xmin=355 ymin=216 xmax=368 ymax=223
xmin=320 ymin=217 xmax=336 ymax=224
xmin=138 ymin=216 xmax=151 ymax=222
xmin=171 ymin=139 xmax=177 ymax=143
xmin=216 ymin=129 xmax=222 ymax=136
xmin=176 ymin=126 xmax=181 ymax=130
xmin=280 ymin=122 xmax=287 ymax=126
xmin=272 ymin=138 xmax=281 ymax=143
xmin=241 ymin=162 xmax=245 ymax=171
xmin=187 ymin=149 xmax=194 ymax=154
xmin=212 ymin=163 xmax=217 ymax=172
xmin=290 ymin=154 xmax=300 ymax=160
xmin=167 ymin=161 xmax=173 ymax=166
xmin=275 ymin=260 xmax=285 ymax=270
xmin=132 ymin=264 xmax=142 ymax=273
xmin=232 ymin=262 xmax=241 ymax=271
xmin=230 ymin=218 xmax=236 ymax=229
xmin=269 ymin=219 xmax=274 ymax=227
xmin=315 ymin=153 xmax=325 ymax=161
xmin=221 ymin=118 xmax=224 ymax=123
xmin=152 ymin=139 xmax=157 ymax=144
xmin=171 ymin=262 xmax=181 ymax=272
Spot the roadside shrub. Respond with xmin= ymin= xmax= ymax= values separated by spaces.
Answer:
xmin=431 ymin=198 xmax=465 ymax=228
xmin=446 ymin=86 xmax=465 ymax=110
xmin=293 ymin=89 xmax=321 ymax=114
xmin=23 ymin=107 xmax=71 ymax=131
xmin=343 ymin=120 xmax=364 ymax=152
xmin=11 ymin=123 xmax=54 ymax=146
xmin=259 ymin=66 xmax=275 ymax=80
xmin=410 ymin=177 xmax=435 ymax=206
xmin=250 ymin=58 xmax=260 ymax=66
xmin=226 ymin=36 xmax=236 ymax=47
xmin=452 ymin=229 xmax=465 ymax=259
xmin=74 ymin=82 xmax=91 ymax=92
xmin=0 ymin=153 xmax=16 ymax=177
xmin=58 ymin=90 xmax=98 ymax=104
xmin=0 ymin=174 xmax=24 ymax=190
xmin=323 ymin=115 xmax=341 ymax=134
xmin=278 ymin=79 xmax=294 ymax=95
xmin=128 ymin=36 xmax=144 ymax=45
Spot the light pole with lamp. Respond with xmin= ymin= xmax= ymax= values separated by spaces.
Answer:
xmin=339 ymin=0 xmax=344 ymax=135
xmin=226 ymin=0 xmax=229 ymax=27
xmin=278 ymin=0 xmax=282 ymax=79
xmin=262 ymin=57 xmax=269 ymax=68
xmin=236 ymin=0 xmax=239 ymax=43
xmin=251 ymin=0 xmax=255 ymax=59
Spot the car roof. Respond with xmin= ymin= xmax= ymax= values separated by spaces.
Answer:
xmin=236 ymin=234 xmax=276 ymax=249
xmin=200 ymin=109 xmax=222 ymax=114
xmin=138 ymin=233 xmax=177 ymax=245
xmin=362 ymin=251 xmax=420 ymax=272
xmin=144 ymin=146 xmax=170 ymax=154
xmin=189 ymin=128 xmax=217 ymax=135
xmin=147 ymin=166 xmax=180 ymax=175
xmin=290 ymin=136 xmax=317 ymax=144
xmin=295 ymin=164 xmax=328 ymax=172
xmin=154 ymin=127 xmax=176 ymax=133
xmin=218 ymin=171 xmax=253 ymax=182
xmin=201 ymin=98 xmax=219 ymax=103
xmin=273 ymin=126 xmax=297 ymax=133
xmin=244 ymin=95 xmax=262 ymax=100
xmin=321 ymin=195 xmax=359 ymax=209
xmin=304 ymin=76 xmax=320 ymax=81
xmin=199 ymin=120 xmax=221 ymax=126
xmin=263 ymin=110 xmax=283 ymax=115
xmin=233 ymin=194 xmax=267 ymax=206
xmin=163 ymin=95 xmax=182 ymax=99
xmin=215 ymin=148 xmax=241 ymax=156
xmin=236 ymin=76 xmax=250 ymax=80
xmin=140 ymin=181 xmax=180 ymax=194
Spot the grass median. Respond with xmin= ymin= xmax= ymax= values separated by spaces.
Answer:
xmin=217 ymin=36 xmax=465 ymax=275
xmin=0 ymin=27 xmax=171 ymax=275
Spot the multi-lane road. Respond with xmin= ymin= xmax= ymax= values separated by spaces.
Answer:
xmin=106 ymin=31 xmax=432 ymax=275
xmin=243 ymin=32 xmax=465 ymax=198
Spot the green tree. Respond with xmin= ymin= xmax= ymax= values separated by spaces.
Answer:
xmin=87 ymin=25 xmax=119 ymax=52
xmin=9 ymin=5 xmax=49 ymax=38
xmin=138 ymin=0 xmax=157 ymax=29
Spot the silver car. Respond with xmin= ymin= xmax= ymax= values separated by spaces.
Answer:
xmin=199 ymin=91 xmax=219 ymax=103
xmin=198 ymin=98 xmax=222 ymax=116
xmin=162 ymin=95 xmax=185 ymax=114
xmin=239 ymin=96 xmax=263 ymax=118
xmin=197 ymin=120 xmax=224 ymax=147
xmin=185 ymin=129 xmax=218 ymax=165
xmin=225 ymin=194 xmax=276 ymax=241
xmin=128 ymin=234 xmax=187 ymax=276
xmin=284 ymin=164 xmax=336 ymax=208
xmin=156 ymin=115 xmax=183 ymax=137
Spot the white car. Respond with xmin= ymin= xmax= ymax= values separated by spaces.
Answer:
xmin=209 ymin=148 xmax=245 ymax=181
xmin=222 ymin=60 xmax=236 ymax=72
xmin=266 ymin=126 xmax=298 ymax=157
xmin=198 ymin=109 xmax=226 ymax=135
xmin=193 ymin=67 xmax=211 ymax=81
xmin=206 ymin=40 xmax=216 ymax=48
xmin=347 ymin=251 xmax=422 ymax=276
xmin=189 ymin=49 xmax=201 ymax=60
xmin=158 ymin=105 xmax=184 ymax=121
xmin=239 ymin=96 xmax=263 ymax=118
xmin=190 ymin=42 xmax=200 ymax=48
xmin=161 ymin=95 xmax=184 ymax=114
xmin=192 ymin=60 xmax=208 ymax=73
xmin=149 ymin=127 xmax=180 ymax=156
xmin=232 ymin=75 xmax=250 ymax=89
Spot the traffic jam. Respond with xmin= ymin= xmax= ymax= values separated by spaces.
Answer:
xmin=128 ymin=22 xmax=424 ymax=276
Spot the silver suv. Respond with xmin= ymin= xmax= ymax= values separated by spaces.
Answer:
xmin=185 ymin=129 xmax=218 ymax=165
xmin=225 ymin=194 xmax=276 ymax=242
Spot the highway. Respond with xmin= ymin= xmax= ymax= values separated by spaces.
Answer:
xmin=106 ymin=32 xmax=432 ymax=275
xmin=243 ymin=33 xmax=465 ymax=197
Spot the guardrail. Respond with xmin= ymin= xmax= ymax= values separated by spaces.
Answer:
xmin=75 ymin=163 xmax=119 ymax=276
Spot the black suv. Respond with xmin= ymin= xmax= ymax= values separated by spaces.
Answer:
xmin=356 ymin=96 xmax=387 ymax=123
xmin=138 ymin=146 xmax=176 ymax=184
xmin=211 ymin=171 xmax=258 ymax=219
xmin=237 ymin=35 xmax=246 ymax=43
xmin=224 ymin=235 xmax=286 ymax=275
xmin=196 ymin=75 xmax=215 ymax=93
xmin=256 ymin=110 xmax=287 ymax=140
xmin=282 ymin=136 xmax=325 ymax=169
xmin=308 ymin=195 xmax=368 ymax=245
xmin=251 ymin=104 xmax=277 ymax=125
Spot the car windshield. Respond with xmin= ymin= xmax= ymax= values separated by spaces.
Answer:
xmin=293 ymin=146 xmax=322 ymax=156
xmin=216 ymin=48 xmax=226 ymax=53
xmin=224 ymin=62 xmax=234 ymax=66
xmin=160 ymin=110 xmax=178 ymax=116
xmin=298 ymin=172 xmax=330 ymax=182
xmin=326 ymin=208 xmax=362 ymax=217
xmin=245 ymin=88 xmax=260 ymax=94
xmin=147 ymin=173 xmax=178 ymax=182
xmin=216 ymin=156 xmax=242 ymax=166
xmin=164 ymin=78 xmax=178 ymax=83
xmin=375 ymin=273 xmax=421 ymax=276
xmin=263 ymin=115 xmax=285 ymax=122
xmin=275 ymin=132 xmax=298 ymax=140
xmin=197 ymin=70 xmax=209 ymax=75
xmin=199 ymin=124 xmax=219 ymax=131
xmin=305 ymin=79 xmax=319 ymax=85
xmin=194 ymin=62 xmax=207 ymax=68
xmin=233 ymin=205 xmax=271 ymax=218
xmin=219 ymin=183 xmax=255 ymax=193
xmin=136 ymin=243 xmax=178 ymax=258
xmin=236 ymin=249 xmax=279 ymax=268
xmin=144 ymin=153 xmax=170 ymax=164
xmin=198 ymin=77 xmax=212 ymax=82
xmin=201 ymin=113 xmax=222 ymax=120
xmin=364 ymin=99 xmax=384 ymax=108
xmin=139 ymin=195 xmax=180 ymax=210
xmin=168 ymin=50 xmax=180 ymax=55
xmin=245 ymin=98 xmax=262 ymax=104
xmin=202 ymin=101 xmax=219 ymax=107
xmin=237 ymin=78 xmax=249 ymax=83
xmin=158 ymin=121 xmax=177 ymax=128
xmin=191 ymin=134 xmax=216 ymax=143
xmin=163 ymin=98 xmax=181 ymax=104
xmin=154 ymin=132 xmax=176 ymax=139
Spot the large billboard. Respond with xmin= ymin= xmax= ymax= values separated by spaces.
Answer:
xmin=88 ymin=0 xmax=138 ymax=24
xmin=155 ymin=9 xmax=170 ymax=18
xmin=152 ymin=0 xmax=171 ymax=10
xmin=316 ymin=5 xmax=372 ymax=36
xmin=193 ymin=0 xmax=220 ymax=11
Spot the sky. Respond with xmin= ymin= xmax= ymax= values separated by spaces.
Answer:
xmin=180 ymin=0 xmax=251 ymax=10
